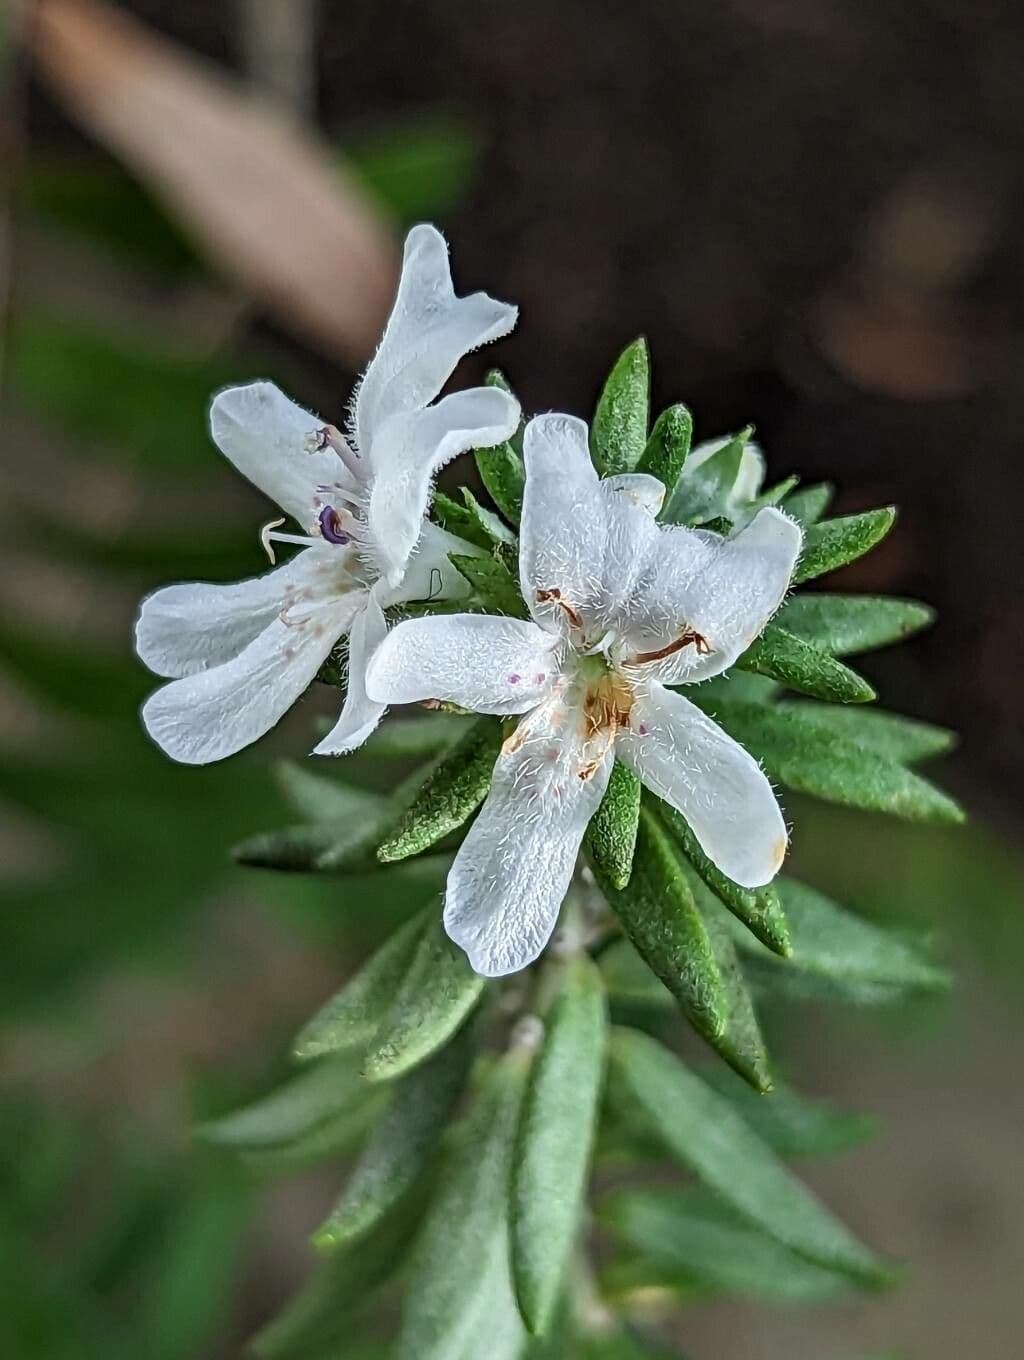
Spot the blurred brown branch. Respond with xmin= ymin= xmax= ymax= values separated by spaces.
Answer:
xmin=26 ymin=0 xmax=399 ymax=365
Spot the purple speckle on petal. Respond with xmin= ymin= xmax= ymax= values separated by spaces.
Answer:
xmin=534 ymin=673 xmax=546 ymax=684
xmin=318 ymin=505 xmax=350 ymax=545
xmin=508 ymin=673 xmax=521 ymax=685
xmin=637 ymin=723 xmax=649 ymax=736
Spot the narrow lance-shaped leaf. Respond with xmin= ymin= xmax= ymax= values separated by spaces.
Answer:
xmin=696 ymin=1065 xmax=876 ymax=1158
xmin=196 ymin=1053 xmax=383 ymax=1165
xmin=783 ymin=482 xmax=833 ymax=526
xmin=679 ymin=856 xmax=772 ymax=1092
xmin=474 ymin=369 xmax=526 ymax=522
xmin=432 ymin=490 xmax=493 ymax=549
xmin=363 ymin=915 xmax=485 ymax=1082
xmin=253 ymin=1197 xmax=422 ymax=1359
xmin=608 ymin=1028 xmax=890 ymax=1282
xmin=294 ymin=911 xmax=429 ymax=1060
xmin=590 ymin=337 xmax=650 ymax=476
xmin=275 ymin=760 xmax=389 ymax=823
xmin=377 ymin=717 xmax=503 ymax=862
xmin=396 ymin=1050 xmax=529 ymax=1360
xmin=695 ymin=699 xmax=964 ymax=823
xmin=602 ymin=1188 xmax=854 ymax=1304
xmin=584 ymin=760 xmax=641 ymax=890
xmin=511 ymin=955 xmax=608 ymax=1335
xmin=654 ymin=798 xmax=790 ymax=956
xmin=736 ymin=624 xmax=876 ymax=704
xmin=792 ymin=507 xmax=896 ymax=585
xmin=635 ymin=402 xmax=692 ymax=505
xmin=589 ymin=806 xmax=729 ymax=1046
xmin=355 ymin=712 xmax=475 ymax=761
xmin=461 ymin=485 xmax=517 ymax=546
xmin=450 ymin=551 xmax=529 ymax=618
xmin=737 ymin=877 xmax=950 ymax=996
xmin=661 ymin=426 xmax=751 ymax=526
xmin=770 ymin=702 xmax=954 ymax=764
xmin=315 ymin=1019 xmax=476 ymax=1249
xmin=776 ymin=594 xmax=935 ymax=656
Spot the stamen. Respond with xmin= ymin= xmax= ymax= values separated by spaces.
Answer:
xmin=318 ymin=505 xmax=351 ymax=545
xmin=305 ymin=424 xmax=365 ymax=483
xmin=626 ymin=629 xmax=712 ymax=668
xmin=259 ymin=517 xmax=321 ymax=565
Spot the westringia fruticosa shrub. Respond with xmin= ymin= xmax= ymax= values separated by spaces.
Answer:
xmin=135 ymin=225 xmax=961 ymax=1359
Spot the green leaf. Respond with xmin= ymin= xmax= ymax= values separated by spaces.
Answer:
xmin=274 ymin=761 xmax=389 ymax=823
xmin=602 ymin=1189 xmax=854 ymax=1303
xmin=681 ymin=862 xmax=772 ymax=1091
xmin=783 ymin=482 xmax=833 ymax=526
xmin=315 ymin=1022 xmax=475 ymax=1249
xmin=461 ymin=486 xmax=518 ymax=546
xmin=747 ymin=474 xmax=800 ymax=515
xmin=661 ymin=427 xmax=752 ymax=525
xmin=377 ymin=718 xmax=502 ymax=862
xmin=253 ymin=1198 xmax=419 ymax=1358
xmin=736 ymin=624 xmax=876 ymax=703
xmin=449 ymin=551 xmax=529 ymax=618
xmin=776 ymin=594 xmax=935 ymax=655
xmin=294 ymin=912 xmax=429 ymax=1061
xmin=511 ymin=956 xmax=608 ymax=1335
xmin=363 ymin=916 xmax=485 ymax=1082
xmin=696 ymin=1066 xmax=876 ymax=1158
xmin=396 ymin=1053 xmax=528 ymax=1360
xmin=792 ymin=508 xmax=896 ymax=585
xmin=597 ymin=939 xmax=674 ymax=1009
xmin=196 ymin=1054 xmax=379 ymax=1157
xmin=608 ymin=1028 xmax=889 ymax=1282
xmin=357 ymin=713 xmax=475 ymax=761
xmin=737 ymin=878 xmax=950 ymax=996
xmin=475 ymin=371 xmax=526 ymax=521
xmin=591 ymin=338 xmax=650 ymax=476
xmin=232 ymin=812 xmax=386 ymax=873
xmin=635 ymin=403 xmax=692 ymax=503
xmin=696 ymin=699 xmax=964 ymax=823
xmin=432 ymin=491 xmax=493 ymax=549
xmin=654 ymin=799 xmax=790 ymax=956
xmin=585 ymin=761 xmax=641 ymax=890
xmin=590 ymin=808 xmax=728 ymax=1047
xmin=770 ymin=702 xmax=955 ymax=764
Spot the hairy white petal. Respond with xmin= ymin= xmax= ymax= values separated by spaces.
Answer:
xmin=365 ymin=613 xmax=558 ymax=714
xmin=209 ymin=382 xmax=356 ymax=529
xmin=355 ymin=224 xmax=517 ymax=454
xmin=619 ymin=684 xmax=787 ymax=887
xmin=519 ymin=413 xmax=608 ymax=635
xmin=366 ymin=386 xmax=519 ymax=586
xmin=141 ymin=595 xmax=358 ymax=765
xmin=444 ymin=700 xmax=612 ymax=975
xmin=602 ymin=472 xmax=666 ymax=518
xmin=623 ymin=507 xmax=802 ymax=685
xmin=598 ymin=473 xmax=663 ymax=631
xmin=385 ymin=520 xmax=479 ymax=608
xmin=314 ymin=592 xmax=388 ymax=755
xmin=134 ymin=547 xmax=344 ymax=679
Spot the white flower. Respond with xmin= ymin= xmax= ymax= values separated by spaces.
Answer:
xmin=365 ymin=413 xmax=802 ymax=977
xmin=136 ymin=225 xmax=519 ymax=764
xmin=663 ymin=433 xmax=767 ymax=525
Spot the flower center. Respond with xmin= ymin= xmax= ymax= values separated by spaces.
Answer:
xmin=580 ymin=668 xmax=635 ymax=740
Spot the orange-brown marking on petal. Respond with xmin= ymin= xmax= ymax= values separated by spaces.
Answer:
xmin=627 ymin=628 xmax=711 ymax=667
xmin=535 ymin=587 xmax=583 ymax=630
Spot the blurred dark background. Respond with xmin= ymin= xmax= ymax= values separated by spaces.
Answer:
xmin=1 ymin=2 xmax=1022 ymax=1358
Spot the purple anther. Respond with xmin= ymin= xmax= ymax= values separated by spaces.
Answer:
xmin=318 ymin=505 xmax=350 ymax=545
